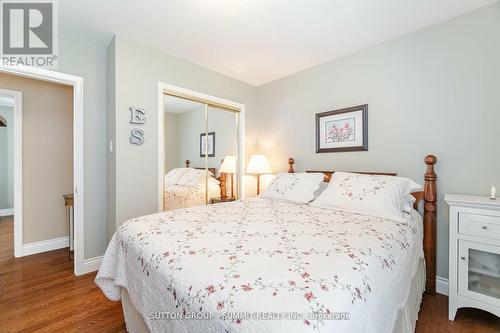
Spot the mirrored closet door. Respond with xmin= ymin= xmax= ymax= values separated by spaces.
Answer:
xmin=162 ymin=94 xmax=241 ymax=211
xmin=207 ymin=106 xmax=239 ymax=201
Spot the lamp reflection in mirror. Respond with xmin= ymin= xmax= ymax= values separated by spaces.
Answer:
xmin=219 ymin=155 xmax=236 ymax=198
xmin=246 ymin=154 xmax=272 ymax=195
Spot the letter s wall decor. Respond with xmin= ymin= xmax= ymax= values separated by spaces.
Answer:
xmin=129 ymin=107 xmax=146 ymax=145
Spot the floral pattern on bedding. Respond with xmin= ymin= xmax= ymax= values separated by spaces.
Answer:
xmin=164 ymin=185 xmax=220 ymax=210
xmin=338 ymin=173 xmax=387 ymax=201
xmin=97 ymin=198 xmax=423 ymax=333
xmin=269 ymin=174 xmax=300 ymax=195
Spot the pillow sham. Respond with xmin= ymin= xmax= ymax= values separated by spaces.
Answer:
xmin=310 ymin=172 xmax=421 ymax=221
xmin=164 ymin=168 xmax=189 ymax=186
xmin=403 ymin=194 xmax=417 ymax=214
xmin=177 ymin=168 xmax=216 ymax=188
xmin=261 ymin=173 xmax=325 ymax=204
xmin=313 ymin=181 xmax=329 ymax=199
xmin=207 ymin=176 xmax=221 ymax=187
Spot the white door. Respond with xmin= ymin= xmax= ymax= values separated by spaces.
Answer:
xmin=458 ymin=240 xmax=500 ymax=307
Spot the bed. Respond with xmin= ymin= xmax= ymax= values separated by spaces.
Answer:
xmin=164 ymin=184 xmax=221 ymax=210
xmin=163 ymin=160 xmax=226 ymax=210
xmin=96 ymin=155 xmax=437 ymax=333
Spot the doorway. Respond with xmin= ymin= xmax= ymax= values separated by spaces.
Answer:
xmin=0 ymin=66 xmax=85 ymax=275
xmin=0 ymin=92 xmax=17 ymax=264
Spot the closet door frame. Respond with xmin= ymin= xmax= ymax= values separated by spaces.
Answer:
xmin=157 ymin=82 xmax=246 ymax=212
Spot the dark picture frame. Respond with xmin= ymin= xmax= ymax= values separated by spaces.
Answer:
xmin=315 ymin=104 xmax=368 ymax=153
xmin=200 ymin=132 xmax=216 ymax=157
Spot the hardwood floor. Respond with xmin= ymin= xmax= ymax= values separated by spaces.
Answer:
xmin=0 ymin=215 xmax=498 ymax=332
xmin=0 ymin=216 xmax=125 ymax=333
xmin=416 ymin=293 xmax=499 ymax=333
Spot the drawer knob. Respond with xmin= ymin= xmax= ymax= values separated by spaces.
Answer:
xmin=481 ymin=225 xmax=488 ymax=230
xmin=461 ymin=256 xmax=466 ymax=261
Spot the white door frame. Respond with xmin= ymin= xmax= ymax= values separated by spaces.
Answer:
xmin=0 ymin=88 xmax=22 ymax=255
xmin=0 ymin=65 xmax=85 ymax=276
xmin=157 ymin=82 xmax=246 ymax=211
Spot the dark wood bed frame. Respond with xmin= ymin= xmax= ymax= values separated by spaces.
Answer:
xmin=287 ymin=155 xmax=437 ymax=295
xmin=185 ymin=160 xmax=228 ymax=198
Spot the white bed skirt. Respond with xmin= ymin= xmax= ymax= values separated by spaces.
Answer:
xmin=120 ymin=258 xmax=426 ymax=333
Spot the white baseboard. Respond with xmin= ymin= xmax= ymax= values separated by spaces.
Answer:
xmin=82 ymin=255 xmax=103 ymax=274
xmin=436 ymin=276 xmax=449 ymax=296
xmin=22 ymin=236 xmax=69 ymax=256
xmin=0 ymin=208 xmax=14 ymax=217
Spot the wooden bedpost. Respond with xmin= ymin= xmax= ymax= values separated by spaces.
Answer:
xmin=219 ymin=159 xmax=227 ymax=198
xmin=423 ymin=155 xmax=437 ymax=295
xmin=185 ymin=160 xmax=190 ymax=168
xmin=288 ymin=158 xmax=295 ymax=173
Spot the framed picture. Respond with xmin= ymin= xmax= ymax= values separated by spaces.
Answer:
xmin=200 ymin=132 xmax=216 ymax=157
xmin=316 ymin=104 xmax=368 ymax=153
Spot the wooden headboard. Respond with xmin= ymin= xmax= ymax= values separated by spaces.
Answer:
xmin=185 ymin=160 xmax=227 ymax=197
xmin=185 ymin=160 xmax=216 ymax=176
xmin=287 ymin=155 xmax=437 ymax=295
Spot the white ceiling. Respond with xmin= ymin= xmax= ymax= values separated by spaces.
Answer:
xmin=60 ymin=0 xmax=497 ymax=86
xmin=164 ymin=96 xmax=202 ymax=114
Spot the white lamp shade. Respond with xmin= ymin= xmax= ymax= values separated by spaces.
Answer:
xmin=219 ymin=155 xmax=236 ymax=173
xmin=246 ymin=154 xmax=272 ymax=174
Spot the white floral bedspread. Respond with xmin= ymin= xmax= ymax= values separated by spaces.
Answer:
xmin=164 ymin=185 xmax=220 ymax=210
xmin=96 ymin=197 xmax=423 ymax=333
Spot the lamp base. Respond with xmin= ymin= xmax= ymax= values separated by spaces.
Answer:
xmin=256 ymin=174 xmax=261 ymax=195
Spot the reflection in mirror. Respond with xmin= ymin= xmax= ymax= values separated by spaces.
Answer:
xmin=163 ymin=95 xmax=213 ymax=211
xmin=163 ymin=94 xmax=240 ymax=211
xmin=207 ymin=106 xmax=238 ymax=201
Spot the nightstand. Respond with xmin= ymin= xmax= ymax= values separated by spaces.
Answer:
xmin=210 ymin=196 xmax=236 ymax=204
xmin=445 ymin=194 xmax=500 ymax=321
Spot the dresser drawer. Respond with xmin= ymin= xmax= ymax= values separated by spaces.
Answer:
xmin=459 ymin=213 xmax=500 ymax=240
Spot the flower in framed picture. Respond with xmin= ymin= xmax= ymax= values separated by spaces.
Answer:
xmin=316 ymin=104 xmax=368 ymax=153
xmin=325 ymin=118 xmax=355 ymax=143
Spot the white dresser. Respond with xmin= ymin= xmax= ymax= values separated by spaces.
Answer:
xmin=445 ymin=194 xmax=500 ymax=321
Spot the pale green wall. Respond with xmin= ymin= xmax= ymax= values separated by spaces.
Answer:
xmin=175 ymin=106 xmax=237 ymax=170
xmin=58 ymin=36 xmax=108 ymax=259
xmin=164 ymin=112 xmax=180 ymax=173
xmin=106 ymin=37 xmax=116 ymax=243
xmin=109 ymin=37 xmax=258 ymax=231
xmin=254 ymin=3 xmax=500 ymax=279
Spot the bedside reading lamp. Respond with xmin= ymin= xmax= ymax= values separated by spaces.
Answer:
xmin=219 ymin=155 xmax=236 ymax=198
xmin=246 ymin=154 xmax=272 ymax=195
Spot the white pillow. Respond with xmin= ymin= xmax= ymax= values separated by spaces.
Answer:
xmin=310 ymin=172 xmax=421 ymax=221
xmin=314 ymin=181 xmax=329 ymax=199
xmin=207 ymin=176 xmax=220 ymax=187
xmin=164 ymin=168 xmax=189 ymax=186
xmin=261 ymin=173 xmax=325 ymax=204
xmin=403 ymin=195 xmax=417 ymax=214
xmin=177 ymin=168 xmax=214 ymax=188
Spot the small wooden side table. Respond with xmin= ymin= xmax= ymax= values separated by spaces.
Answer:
xmin=63 ymin=193 xmax=74 ymax=261
xmin=210 ymin=196 xmax=236 ymax=204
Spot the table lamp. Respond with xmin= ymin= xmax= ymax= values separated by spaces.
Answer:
xmin=219 ymin=155 xmax=236 ymax=198
xmin=246 ymin=154 xmax=272 ymax=195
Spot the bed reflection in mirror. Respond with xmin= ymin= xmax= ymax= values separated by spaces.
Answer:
xmin=163 ymin=95 xmax=239 ymax=211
